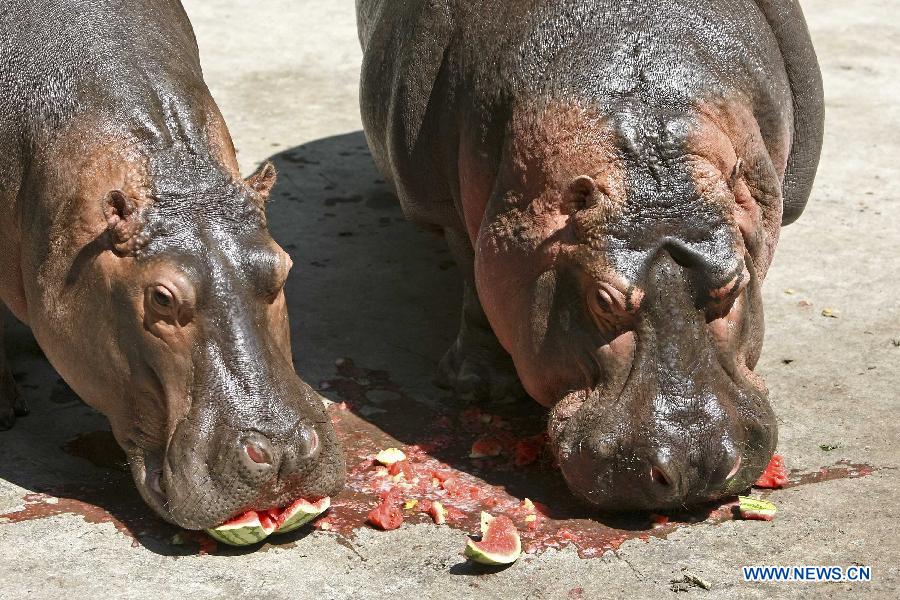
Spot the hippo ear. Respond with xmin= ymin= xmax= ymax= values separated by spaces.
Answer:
xmin=246 ymin=161 xmax=277 ymax=205
xmin=103 ymin=190 xmax=144 ymax=251
xmin=567 ymin=175 xmax=600 ymax=211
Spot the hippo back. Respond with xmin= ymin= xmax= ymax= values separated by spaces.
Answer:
xmin=0 ymin=0 xmax=202 ymax=173
xmin=357 ymin=0 xmax=820 ymax=229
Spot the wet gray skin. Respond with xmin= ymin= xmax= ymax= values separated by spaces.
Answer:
xmin=357 ymin=0 xmax=822 ymax=511
xmin=0 ymin=0 xmax=344 ymax=529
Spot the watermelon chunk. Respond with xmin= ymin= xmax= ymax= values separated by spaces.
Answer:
xmin=205 ymin=511 xmax=276 ymax=546
xmin=367 ymin=492 xmax=404 ymax=530
xmin=424 ymin=500 xmax=447 ymax=525
xmin=463 ymin=512 xmax=522 ymax=565
xmin=754 ymin=454 xmax=788 ymax=488
xmin=375 ymin=447 xmax=407 ymax=466
xmin=469 ymin=437 xmax=503 ymax=458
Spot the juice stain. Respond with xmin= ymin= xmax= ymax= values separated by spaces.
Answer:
xmin=0 ymin=357 xmax=881 ymax=558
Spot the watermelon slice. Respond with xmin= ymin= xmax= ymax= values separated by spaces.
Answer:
xmin=272 ymin=497 xmax=331 ymax=534
xmin=738 ymin=495 xmax=777 ymax=521
xmin=463 ymin=512 xmax=522 ymax=565
xmin=205 ymin=511 xmax=276 ymax=546
xmin=205 ymin=497 xmax=331 ymax=546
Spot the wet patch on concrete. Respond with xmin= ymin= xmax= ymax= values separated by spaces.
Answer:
xmin=0 ymin=357 xmax=881 ymax=559
xmin=311 ymin=359 xmax=882 ymax=559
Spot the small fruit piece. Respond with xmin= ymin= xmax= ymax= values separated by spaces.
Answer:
xmin=754 ymin=454 xmax=788 ymax=488
xmin=426 ymin=501 xmax=447 ymax=525
xmin=388 ymin=460 xmax=414 ymax=481
xmin=403 ymin=498 xmax=419 ymax=510
xmin=367 ymin=493 xmax=404 ymax=530
xmin=650 ymin=514 xmax=670 ymax=528
xmin=514 ymin=434 xmax=546 ymax=466
xmin=463 ymin=512 xmax=522 ymax=565
xmin=205 ymin=511 xmax=276 ymax=546
xmin=273 ymin=497 xmax=331 ymax=534
xmin=375 ymin=447 xmax=407 ymax=466
xmin=469 ymin=437 xmax=503 ymax=458
xmin=738 ymin=496 xmax=777 ymax=521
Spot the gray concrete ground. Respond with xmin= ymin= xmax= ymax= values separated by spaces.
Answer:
xmin=1 ymin=1 xmax=898 ymax=598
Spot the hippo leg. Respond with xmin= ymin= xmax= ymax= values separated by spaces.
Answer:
xmin=435 ymin=230 xmax=525 ymax=402
xmin=0 ymin=305 xmax=28 ymax=430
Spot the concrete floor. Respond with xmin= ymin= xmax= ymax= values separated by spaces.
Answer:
xmin=1 ymin=1 xmax=898 ymax=598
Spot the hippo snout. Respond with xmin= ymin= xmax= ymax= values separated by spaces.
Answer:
xmin=557 ymin=416 xmax=764 ymax=511
xmin=546 ymin=250 xmax=777 ymax=512
xmin=137 ymin=383 xmax=345 ymax=531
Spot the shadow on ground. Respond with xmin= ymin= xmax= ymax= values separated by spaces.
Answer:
xmin=2 ymin=131 xmax=841 ymax=558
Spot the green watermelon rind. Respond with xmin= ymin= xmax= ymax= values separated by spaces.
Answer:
xmin=204 ymin=497 xmax=331 ymax=546
xmin=463 ymin=511 xmax=522 ymax=565
xmin=738 ymin=495 xmax=777 ymax=516
xmin=463 ymin=537 xmax=522 ymax=565
xmin=274 ymin=497 xmax=331 ymax=535
xmin=205 ymin=514 xmax=275 ymax=547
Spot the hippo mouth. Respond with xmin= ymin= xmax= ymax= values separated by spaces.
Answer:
xmin=121 ymin=397 xmax=344 ymax=531
xmin=127 ymin=446 xmax=174 ymax=524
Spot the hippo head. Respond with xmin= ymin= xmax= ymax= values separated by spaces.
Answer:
xmin=473 ymin=101 xmax=790 ymax=511
xmin=84 ymin=162 xmax=344 ymax=529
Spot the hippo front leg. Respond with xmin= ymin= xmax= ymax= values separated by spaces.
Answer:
xmin=0 ymin=304 xmax=28 ymax=430
xmin=435 ymin=229 xmax=525 ymax=402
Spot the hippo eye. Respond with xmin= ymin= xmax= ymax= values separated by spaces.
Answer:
xmin=149 ymin=286 xmax=176 ymax=315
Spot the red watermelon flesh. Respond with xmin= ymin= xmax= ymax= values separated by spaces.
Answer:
xmin=367 ymin=490 xmax=404 ymax=530
xmin=206 ymin=496 xmax=330 ymax=546
xmin=754 ymin=454 xmax=788 ymax=488
xmin=224 ymin=510 xmax=273 ymax=530
xmin=463 ymin=512 xmax=522 ymax=565
xmin=469 ymin=437 xmax=503 ymax=458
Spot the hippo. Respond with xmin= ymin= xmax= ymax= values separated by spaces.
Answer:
xmin=0 ymin=0 xmax=344 ymax=529
xmin=357 ymin=0 xmax=823 ymax=510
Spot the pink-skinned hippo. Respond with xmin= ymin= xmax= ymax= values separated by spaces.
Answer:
xmin=357 ymin=0 xmax=823 ymax=510
xmin=0 ymin=0 xmax=344 ymax=529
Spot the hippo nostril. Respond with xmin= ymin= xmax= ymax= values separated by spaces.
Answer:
xmin=294 ymin=425 xmax=319 ymax=460
xmin=244 ymin=440 xmax=272 ymax=465
xmin=305 ymin=428 xmax=319 ymax=457
xmin=726 ymin=455 xmax=742 ymax=480
xmin=649 ymin=465 xmax=672 ymax=487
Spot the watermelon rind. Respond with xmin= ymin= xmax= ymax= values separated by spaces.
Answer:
xmin=738 ymin=495 xmax=777 ymax=519
xmin=275 ymin=497 xmax=331 ymax=534
xmin=463 ymin=512 xmax=522 ymax=565
xmin=375 ymin=447 xmax=407 ymax=466
xmin=205 ymin=513 xmax=276 ymax=546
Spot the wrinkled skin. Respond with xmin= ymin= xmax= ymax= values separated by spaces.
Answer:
xmin=357 ymin=0 xmax=823 ymax=510
xmin=0 ymin=0 xmax=344 ymax=529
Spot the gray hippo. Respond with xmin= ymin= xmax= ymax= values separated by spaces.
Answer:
xmin=0 ymin=0 xmax=344 ymax=530
xmin=357 ymin=0 xmax=823 ymax=510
